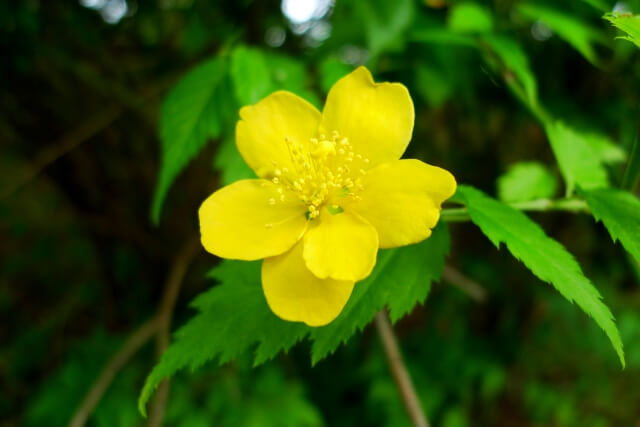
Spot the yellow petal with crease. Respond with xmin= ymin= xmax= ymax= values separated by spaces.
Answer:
xmin=319 ymin=66 xmax=414 ymax=168
xmin=199 ymin=179 xmax=308 ymax=260
xmin=346 ymin=159 xmax=456 ymax=248
xmin=262 ymin=241 xmax=354 ymax=327
xmin=303 ymin=209 xmax=379 ymax=281
xmin=236 ymin=91 xmax=321 ymax=178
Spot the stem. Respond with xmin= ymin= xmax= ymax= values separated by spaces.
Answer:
xmin=374 ymin=311 xmax=429 ymax=427
xmin=440 ymin=197 xmax=589 ymax=223
xmin=68 ymin=318 xmax=160 ymax=427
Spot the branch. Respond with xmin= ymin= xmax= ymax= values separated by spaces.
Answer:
xmin=442 ymin=265 xmax=487 ymax=303
xmin=147 ymin=236 xmax=201 ymax=427
xmin=68 ymin=317 xmax=160 ymax=427
xmin=374 ymin=311 xmax=429 ymax=427
xmin=440 ymin=197 xmax=589 ymax=223
xmin=68 ymin=237 xmax=201 ymax=427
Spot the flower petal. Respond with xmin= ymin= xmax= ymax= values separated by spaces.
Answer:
xmin=302 ymin=209 xmax=379 ymax=281
xmin=262 ymin=241 xmax=354 ymax=327
xmin=319 ymin=66 xmax=414 ymax=168
xmin=236 ymin=91 xmax=321 ymax=178
xmin=346 ymin=159 xmax=456 ymax=248
xmin=199 ymin=179 xmax=308 ymax=260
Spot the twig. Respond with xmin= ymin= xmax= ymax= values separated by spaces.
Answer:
xmin=68 ymin=237 xmax=201 ymax=427
xmin=440 ymin=197 xmax=589 ymax=222
xmin=68 ymin=317 xmax=160 ymax=427
xmin=442 ymin=265 xmax=487 ymax=303
xmin=147 ymin=237 xmax=201 ymax=427
xmin=374 ymin=311 xmax=429 ymax=427
xmin=1 ymin=105 xmax=123 ymax=200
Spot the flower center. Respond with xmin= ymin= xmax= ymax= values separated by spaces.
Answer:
xmin=270 ymin=131 xmax=369 ymax=219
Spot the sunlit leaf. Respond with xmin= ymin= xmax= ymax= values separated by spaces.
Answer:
xmin=583 ymin=188 xmax=640 ymax=264
xmin=230 ymin=46 xmax=273 ymax=105
xmin=456 ymin=185 xmax=624 ymax=367
xmin=318 ymin=56 xmax=352 ymax=94
xmin=448 ymin=2 xmax=494 ymax=34
xmin=497 ymin=162 xmax=558 ymax=203
xmin=151 ymin=57 xmax=230 ymax=224
xmin=138 ymin=225 xmax=450 ymax=414
xmin=582 ymin=131 xmax=627 ymax=164
xmin=604 ymin=12 xmax=640 ymax=48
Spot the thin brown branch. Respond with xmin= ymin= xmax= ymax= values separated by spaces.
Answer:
xmin=148 ymin=236 xmax=201 ymax=427
xmin=374 ymin=311 xmax=429 ymax=427
xmin=69 ymin=237 xmax=201 ymax=427
xmin=1 ymin=105 xmax=124 ymax=200
xmin=68 ymin=317 xmax=160 ymax=427
xmin=442 ymin=265 xmax=488 ymax=303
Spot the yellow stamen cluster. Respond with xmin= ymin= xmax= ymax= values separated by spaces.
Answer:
xmin=270 ymin=131 xmax=369 ymax=219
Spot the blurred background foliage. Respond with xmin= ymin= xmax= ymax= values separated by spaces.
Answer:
xmin=2 ymin=0 xmax=640 ymax=425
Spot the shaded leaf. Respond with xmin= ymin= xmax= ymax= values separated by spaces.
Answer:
xmin=358 ymin=0 xmax=415 ymax=58
xmin=456 ymin=185 xmax=624 ymax=367
xmin=497 ymin=162 xmax=558 ymax=203
xmin=138 ymin=225 xmax=450 ymax=414
xmin=583 ymin=188 xmax=640 ymax=264
xmin=518 ymin=3 xmax=606 ymax=64
xmin=544 ymin=121 xmax=609 ymax=194
xmin=213 ymin=137 xmax=255 ymax=186
xmin=151 ymin=57 xmax=230 ymax=224
xmin=482 ymin=34 xmax=539 ymax=107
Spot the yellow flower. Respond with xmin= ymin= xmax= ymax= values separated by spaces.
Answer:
xmin=199 ymin=67 xmax=456 ymax=327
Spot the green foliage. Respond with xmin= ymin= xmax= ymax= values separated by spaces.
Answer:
xmin=318 ymin=57 xmax=352 ymax=94
xmin=139 ymin=225 xmax=450 ymax=415
xmin=582 ymin=131 xmax=627 ymax=164
xmin=151 ymin=57 xmax=229 ymax=224
xmin=544 ymin=121 xmax=609 ymax=195
xmin=230 ymin=46 xmax=272 ymax=105
xmin=604 ymin=12 xmax=640 ymax=48
xmin=447 ymin=3 xmax=494 ymax=34
xmin=622 ymin=134 xmax=640 ymax=190
xmin=481 ymin=35 xmax=539 ymax=108
xmin=455 ymin=185 xmax=624 ymax=367
xmin=583 ymin=188 xmax=640 ymax=264
xmin=517 ymin=3 xmax=606 ymax=64
xmin=357 ymin=0 xmax=414 ymax=59
xmin=497 ymin=162 xmax=558 ymax=203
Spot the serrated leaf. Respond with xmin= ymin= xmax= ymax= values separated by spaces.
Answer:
xmin=309 ymin=223 xmax=450 ymax=363
xmin=604 ymin=12 xmax=640 ymax=48
xmin=497 ymin=162 xmax=558 ymax=203
xmin=447 ymin=2 xmax=494 ymax=34
xmin=544 ymin=121 xmax=609 ymax=195
xmin=151 ymin=57 xmax=230 ymax=224
xmin=482 ymin=35 xmax=539 ymax=108
xmin=138 ymin=225 xmax=450 ymax=414
xmin=456 ymin=185 xmax=624 ymax=367
xmin=518 ymin=3 xmax=607 ymax=64
xmin=583 ymin=188 xmax=640 ymax=264
xmin=230 ymin=46 xmax=273 ymax=105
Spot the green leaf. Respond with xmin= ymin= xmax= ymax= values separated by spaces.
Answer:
xmin=481 ymin=35 xmax=539 ymax=108
xmin=415 ymin=64 xmax=454 ymax=107
xmin=151 ymin=57 xmax=229 ymax=224
xmin=264 ymin=53 xmax=321 ymax=108
xmin=497 ymin=162 xmax=558 ymax=203
xmin=582 ymin=131 xmax=627 ymax=164
xmin=447 ymin=2 xmax=494 ymax=34
xmin=456 ymin=185 xmax=624 ymax=367
xmin=623 ymin=133 xmax=640 ymax=190
xmin=583 ymin=188 xmax=640 ymax=264
xmin=213 ymin=137 xmax=255 ymax=186
xmin=309 ymin=223 xmax=450 ymax=363
xmin=412 ymin=28 xmax=478 ymax=47
xmin=544 ymin=121 xmax=609 ymax=195
xmin=318 ymin=56 xmax=352 ymax=94
xmin=518 ymin=3 xmax=607 ymax=64
xmin=138 ymin=225 xmax=450 ymax=414
xmin=604 ymin=12 xmax=640 ymax=48
xmin=358 ymin=0 xmax=414 ymax=58
xmin=230 ymin=46 xmax=273 ymax=105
